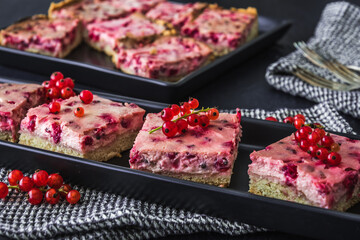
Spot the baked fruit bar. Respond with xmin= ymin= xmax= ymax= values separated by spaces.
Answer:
xmin=146 ymin=2 xmax=207 ymax=29
xmin=0 ymin=83 xmax=45 ymax=142
xmin=84 ymin=13 xmax=167 ymax=56
xmin=112 ymin=36 xmax=212 ymax=81
xmin=249 ymin=132 xmax=360 ymax=211
xmin=19 ymin=95 xmax=145 ymax=161
xmin=0 ymin=15 xmax=82 ymax=58
xmin=181 ymin=5 xmax=258 ymax=56
xmin=129 ymin=112 xmax=242 ymax=187
xmin=48 ymin=0 xmax=127 ymax=25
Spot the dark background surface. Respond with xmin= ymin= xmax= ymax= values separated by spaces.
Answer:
xmin=0 ymin=0 xmax=359 ymax=239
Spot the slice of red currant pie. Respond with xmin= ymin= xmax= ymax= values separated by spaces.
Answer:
xmin=19 ymin=94 xmax=145 ymax=162
xmin=84 ymin=13 xmax=167 ymax=56
xmin=112 ymin=36 xmax=212 ymax=81
xmin=181 ymin=5 xmax=258 ymax=56
xmin=0 ymin=83 xmax=45 ymax=142
xmin=0 ymin=15 xmax=82 ymax=58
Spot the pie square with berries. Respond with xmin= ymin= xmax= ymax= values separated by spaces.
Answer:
xmin=248 ymin=132 xmax=360 ymax=211
xmin=145 ymin=2 xmax=207 ymax=29
xmin=19 ymin=95 xmax=145 ymax=162
xmin=0 ymin=83 xmax=45 ymax=142
xmin=112 ymin=36 xmax=212 ymax=81
xmin=48 ymin=0 xmax=127 ymax=25
xmin=129 ymin=112 xmax=242 ymax=187
xmin=84 ymin=13 xmax=167 ymax=56
xmin=181 ymin=5 xmax=258 ymax=56
xmin=0 ymin=15 xmax=82 ymax=58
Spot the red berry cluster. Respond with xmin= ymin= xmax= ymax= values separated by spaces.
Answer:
xmin=266 ymin=114 xmax=309 ymax=130
xmin=149 ymin=98 xmax=219 ymax=137
xmin=43 ymin=72 xmax=75 ymax=102
xmin=0 ymin=169 xmax=81 ymax=205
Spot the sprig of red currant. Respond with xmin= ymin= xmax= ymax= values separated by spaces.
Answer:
xmin=0 ymin=169 xmax=81 ymax=205
xmin=149 ymin=98 xmax=219 ymax=137
xmin=43 ymin=72 xmax=75 ymax=101
xmin=266 ymin=114 xmax=342 ymax=166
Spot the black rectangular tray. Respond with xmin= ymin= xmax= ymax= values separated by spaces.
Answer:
xmin=0 ymin=1 xmax=291 ymax=103
xmin=0 ymin=78 xmax=360 ymax=240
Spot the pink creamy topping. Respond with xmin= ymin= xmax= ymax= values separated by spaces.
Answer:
xmin=130 ymin=113 xmax=242 ymax=175
xmin=20 ymin=95 xmax=145 ymax=152
xmin=181 ymin=8 xmax=256 ymax=50
xmin=249 ymin=134 xmax=360 ymax=208
xmin=105 ymin=0 xmax=165 ymax=14
xmin=115 ymin=36 xmax=212 ymax=78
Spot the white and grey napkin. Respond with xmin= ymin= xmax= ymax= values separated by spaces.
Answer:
xmin=266 ymin=1 xmax=360 ymax=118
xmin=0 ymin=102 xmax=355 ymax=240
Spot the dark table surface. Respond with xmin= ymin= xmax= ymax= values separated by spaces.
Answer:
xmin=0 ymin=0 xmax=359 ymax=239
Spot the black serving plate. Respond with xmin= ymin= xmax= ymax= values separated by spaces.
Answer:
xmin=1 ymin=78 xmax=360 ymax=240
xmin=0 ymin=1 xmax=291 ymax=103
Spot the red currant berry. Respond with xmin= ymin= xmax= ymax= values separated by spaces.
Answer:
xmin=307 ymin=132 xmax=321 ymax=145
xmin=162 ymin=121 xmax=178 ymax=137
xmin=188 ymin=98 xmax=199 ymax=109
xmin=47 ymin=173 xmax=63 ymax=189
xmin=321 ymin=135 xmax=334 ymax=148
xmin=63 ymin=77 xmax=75 ymax=89
xmin=80 ymin=90 xmax=93 ymax=104
xmin=207 ymin=108 xmax=219 ymax=120
xmin=32 ymin=170 xmax=49 ymax=187
xmin=8 ymin=169 xmax=23 ymax=186
xmin=293 ymin=118 xmax=305 ymax=130
xmin=74 ymin=107 xmax=84 ymax=117
xmin=0 ymin=182 xmax=8 ymax=199
xmin=283 ymin=116 xmax=294 ymax=124
xmin=307 ymin=145 xmax=319 ymax=157
xmin=299 ymin=126 xmax=312 ymax=139
xmin=59 ymin=184 xmax=72 ymax=198
xmin=170 ymin=104 xmax=180 ymax=116
xmin=294 ymin=114 xmax=306 ymax=122
xmin=49 ymin=101 xmax=61 ymax=114
xmin=327 ymin=152 xmax=341 ymax=166
xmin=176 ymin=119 xmax=188 ymax=134
xmin=161 ymin=108 xmax=174 ymax=121
xmin=55 ymin=79 xmax=66 ymax=89
xmin=265 ymin=116 xmax=277 ymax=122
xmin=199 ymin=115 xmax=210 ymax=128
xmin=47 ymin=87 xmax=60 ymax=100
xmin=180 ymin=102 xmax=191 ymax=114
xmin=294 ymin=130 xmax=302 ymax=142
xmin=330 ymin=143 xmax=340 ymax=152
xmin=28 ymin=188 xmax=43 ymax=205
xmin=187 ymin=114 xmax=199 ymax=126
xmin=45 ymin=188 xmax=60 ymax=205
xmin=42 ymin=81 xmax=55 ymax=89
xmin=314 ymin=128 xmax=326 ymax=138
xmin=66 ymin=190 xmax=81 ymax=204
xmin=299 ymin=140 xmax=310 ymax=151
xmin=316 ymin=148 xmax=329 ymax=161
xmin=60 ymin=87 xmax=74 ymax=99
xmin=19 ymin=176 xmax=34 ymax=192
xmin=50 ymin=72 xmax=64 ymax=83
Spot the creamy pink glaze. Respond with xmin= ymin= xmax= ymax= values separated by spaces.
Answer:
xmin=181 ymin=8 xmax=256 ymax=52
xmin=146 ymin=2 xmax=205 ymax=28
xmin=1 ymin=18 xmax=79 ymax=57
xmin=249 ymin=134 xmax=360 ymax=208
xmin=20 ymin=95 xmax=145 ymax=152
xmin=114 ymin=36 xmax=212 ymax=79
xmin=0 ymin=83 xmax=45 ymax=140
xmin=102 ymin=0 xmax=165 ymax=14
xmin=130 ymin=112 xmax=242 ymax=176
xmin=86 ymin=13 xmax=165 ymax=50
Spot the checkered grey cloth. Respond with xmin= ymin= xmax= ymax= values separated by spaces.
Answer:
xmin=266 ymin=1 xmax=360 ymax=118
xmin=0 ymin=102 xmax=355 ymax=239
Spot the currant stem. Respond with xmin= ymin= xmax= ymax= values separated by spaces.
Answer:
xmin=8 ymin=185 xmax=19 ymax=190
xmin=149 ymin=107 xmax=212 ymax=134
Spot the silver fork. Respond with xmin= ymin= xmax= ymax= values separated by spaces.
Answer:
xmin=293 ymin=66 xmax=360 ymax=91
xmin=293 ymin=41 xmax=360 ymax=85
